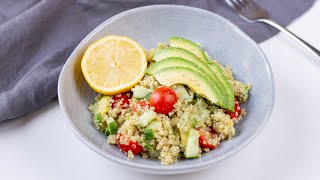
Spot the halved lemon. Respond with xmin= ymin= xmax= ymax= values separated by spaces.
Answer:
xmin=81 ymin=35 xmax=147 ymax=95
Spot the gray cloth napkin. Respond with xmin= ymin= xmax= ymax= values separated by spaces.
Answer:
xmin=0 ymin=0 xmax=315 ymax=121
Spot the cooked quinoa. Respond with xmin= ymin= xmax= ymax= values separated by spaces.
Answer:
xmin=88 ymin=44 xmax=251 ymax=165
xmin=89 ymin=73 xmax=250 ymax=165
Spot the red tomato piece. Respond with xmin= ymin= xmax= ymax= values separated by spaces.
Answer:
xmin=112 ymin=93 xmax=131 ymax=109
xmin=117 ymin=134 xmax=143 ymax=155
xmin=227 ymin=99 xmax=241 ymax=119
xmin=132 ymin=100 xmax=149 ymax=113
xmin=149 ymin=86 xmax=177 ymax=114
xmin=198 ymin=129 xmax=219 ymax=149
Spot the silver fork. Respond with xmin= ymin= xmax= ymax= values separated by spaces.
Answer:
xmin=224 ymin=0 xmax=320 ymax=59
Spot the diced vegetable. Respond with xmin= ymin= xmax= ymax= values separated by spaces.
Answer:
xmin=144 ymin=128 xmax=154 ymax=141
xmin=150 ymin=86 xmax=177 ymax=114
xmin=180 ymin=130 xmax=188 ymax=148
xmin=132 ymin=85 xmax=151 ymax=99
xmin=89 ymin=96 xmax=111 ymax=130
xmin=89 ymin=96 xmax=110 ymax=118
xmin=146 ymin=120 xmax=162 ymax=131
xmin=111 ymin=93 xmax=130 ymax=109
xmin=145 ymin=92 xmax=151 ymax=101
xmin=104 ymin=129 xmax=110 ymax=137
xmin=107 ymin=117 xmax=118 ymax=134
xmin=131 ymin=101 xmax=149 ymax=113
xmin=194 ymin=98 xmax=208 ymax=110
xmin=117 ymin=134 xmax=143 ymax=154
xmin=172 ymin=84 xmax=192 ymax=102
xmin=97 ymin=96 xmax=111 ymax=114
xmin=138 ymin=110 xmax=156 ymax=127
xmin=96 ymin=112 xmax=102 ymax=122
xmin=198 ymin=129 xmax=219 ymax=149
xmin=144 ymin=142 xmax=153 ymax=150
xmin=227 ymin=99 xmax=241 ymax=119
xmin=185 ymin=128 xmax=200 ymax=158
xmin=191 ymin=118 xmax=197 ymax=128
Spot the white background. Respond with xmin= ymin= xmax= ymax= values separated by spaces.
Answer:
xmin=1 ymin=1 xmax=320 ymax=180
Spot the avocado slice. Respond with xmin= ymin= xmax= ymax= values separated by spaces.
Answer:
xmin=146 ymin=57 xmax=226 ymax=108
xmin=169 ymin=37 xmax=235 ymax=110
xmin=169 ymin=37 xmax=208 ymax=62
xmin=147 ymin=57 xmax=205 ymax=75
xmin=207 ymin=63 xmax=235 ymax=110
xmin=153 ymin=67 xmax=222 ymax=105
xmin=152 ymin=47 xmax=228 ymax=108
xmin=153 ymin=47 xmax=211 ymax=73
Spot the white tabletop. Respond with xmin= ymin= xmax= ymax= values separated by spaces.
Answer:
xmin=1 ymin=2 xmax=320 ymax=180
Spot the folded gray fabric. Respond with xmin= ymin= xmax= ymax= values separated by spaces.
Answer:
xmin=0 ymin=0 xmax=315 ymax=121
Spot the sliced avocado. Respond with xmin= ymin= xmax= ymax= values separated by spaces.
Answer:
xmin=152 ymin=48 xmax=228 ymax=108
xmin=207 ymin=63 xmax=235 ymax=110
xmin=169 ymin=37 xmax=235 ymax=110
xmin=153 ymin=67 xmax=222 ymax=105
xmin=153 ymin=47 xmax=211 ymax=73
xmin=146 ymin=57 xmax=226 ymax=108
xmin=147 ymin=57 xmax=204 ymax=75
xmin=169 ymin=37 xmax=208 ymax=62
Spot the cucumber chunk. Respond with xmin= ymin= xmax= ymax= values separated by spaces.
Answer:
xmin=132 ymin=86 xmax=151 ymax=99
xmin=104 ymin=129 xmax=110 ymax=137
xmin=107 ymin=117 xmax=118 ymax=134
xmin=146 ymin=120 xmax=162 ymax=131
xmin=144 ymin=128 xmax=154 ymax=141
xmin=144 ymin=142 xmax=153 ymax=150
xmin=145 ymin=92 xmax=151 ymax=101
xmin=138 ymin=110 xmax=156 ymax=127
xmin=96 ymin=112 xmax=102 ymax=122
xmin=194 ymin=98 xmax=208 ymax=110
xmin=185 ymin=128 xmax=200 ymax=158
xmin=172 ymin=84 xmax=192 ymax=102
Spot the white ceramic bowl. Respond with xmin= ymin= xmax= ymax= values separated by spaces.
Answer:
xmin=58 ymin=5 xmax=274 ymax=174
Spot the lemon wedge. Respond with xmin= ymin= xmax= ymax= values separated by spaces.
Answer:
xmin=81 ymin=35 xmax=147 ymax=95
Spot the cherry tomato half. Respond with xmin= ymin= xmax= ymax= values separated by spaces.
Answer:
xmin=117 ymin=134 xmax=143 ymax=155
xmin=198 ymin=129 xmax=219 ymax=149
xmin=149 ymin=86 xmax=177 ymax=114
xmin=112 ymin=93 xmax=131 ymax=109
xmin=227 ymin=99 xmax=241 ymax=119
xmin=131 ymin=100 xmax=149 ymax=113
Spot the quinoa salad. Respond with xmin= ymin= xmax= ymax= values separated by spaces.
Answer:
xmin=83 ymin=36 xmax=251 ymax=165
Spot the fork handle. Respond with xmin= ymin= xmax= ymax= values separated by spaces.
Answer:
xmin=258 ymin=19 xmax=320 ymax=59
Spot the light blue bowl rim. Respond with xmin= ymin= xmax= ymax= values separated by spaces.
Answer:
xmin=58 ymin=4 xmax=275 ymax=172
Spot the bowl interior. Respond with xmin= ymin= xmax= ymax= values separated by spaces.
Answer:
xmin=58 ymin=5 xmax=274 ymax=173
